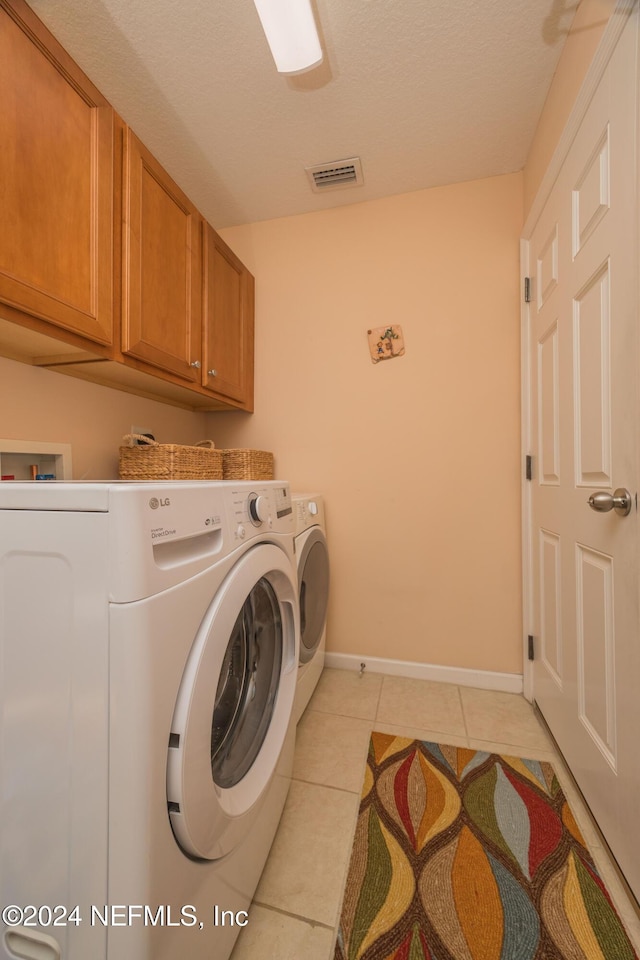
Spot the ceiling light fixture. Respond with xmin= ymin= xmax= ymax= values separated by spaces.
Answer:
xmin=253 ymin=0 xmax=323 ymax=75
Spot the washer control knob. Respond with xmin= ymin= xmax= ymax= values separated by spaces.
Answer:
xmin=237 ymin=524 xmax=246 ymax=539
xmin=248 ymin=495 xmax=269 ymax=524
xmin=308 ymin=500 xmax=318 ymax=516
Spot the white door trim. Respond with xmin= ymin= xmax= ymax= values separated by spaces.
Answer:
xmin=520 ymin=0 xmax=636 ymax=702
xmin=521 ymin=238 xmax=533 ymax=700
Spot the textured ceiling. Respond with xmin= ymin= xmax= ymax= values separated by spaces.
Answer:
xmin=28 ymin=0 xmax=575 ymax=228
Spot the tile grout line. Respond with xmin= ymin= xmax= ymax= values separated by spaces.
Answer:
xmin=290 ymin=773 xmax=362 ymax=797
xmin=304 ymin=707 xmax=378 ymax=723
xmin=465 ymin=736 xmax=558 ymax=759
xmin=373 ymin=673 xmax=385 ymax=725
xmin=250 ymin=900 xmax=335 ymax=931
xmin=457 ymin=683 xmax=469 ymax=739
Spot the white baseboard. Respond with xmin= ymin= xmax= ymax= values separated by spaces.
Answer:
xmin=323 ymin=652 xmax=523 ymax=695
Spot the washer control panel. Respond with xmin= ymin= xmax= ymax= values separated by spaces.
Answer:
xmin=293 ymin=493 xmax=324 ymax=534
xmin=228 ymin=483 xmax=293 ymax=539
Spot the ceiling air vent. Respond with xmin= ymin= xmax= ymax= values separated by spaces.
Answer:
xmin=305 ymin=157 xmax=364 ymax=193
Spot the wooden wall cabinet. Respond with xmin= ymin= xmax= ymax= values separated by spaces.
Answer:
xmin=203 ymin=225 xmax=255 ymax=410
xmin=0 ymin=0 xmax=255 ymax=413
xmin=119 ymin=132 xmax=255 ymax=410
xmin=122 ymin=128 xmax=202 ymax=383
xmin=0 ymin=0 xmax=115 ymax=352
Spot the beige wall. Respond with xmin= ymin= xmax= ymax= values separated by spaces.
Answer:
xmin=211 ymin=172 xmax=524 ymax=674
xmin=524 ymin=0 xmax=616 ymax=217
xmin=0 ymin=355 xmax=208 ymax=479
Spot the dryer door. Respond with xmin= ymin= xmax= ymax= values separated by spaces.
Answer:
xmin=166 ymin=543 xmax=298 ymax=860
xmin=298 ymin=527 xmax=329 ymax=665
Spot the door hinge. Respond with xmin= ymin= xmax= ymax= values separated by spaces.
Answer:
xmin=524 ymin=277 xmax=531 ymax=303
xmin=525 ymin=455 xmax=533 ymax=481
xmin=528 ymin=635 xmax=535 ymax=661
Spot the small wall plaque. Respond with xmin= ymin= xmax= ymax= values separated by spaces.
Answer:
xmin=367 ymin=325 xmax=405 ymax=363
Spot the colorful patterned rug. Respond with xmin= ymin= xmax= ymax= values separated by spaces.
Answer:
xmin=334 ymin=734 xmax=638 ymax=960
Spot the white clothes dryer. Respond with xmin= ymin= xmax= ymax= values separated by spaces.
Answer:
xmin=0 ymin=480 xmax=299 ymax=960
xmin=292 ymin=494 xmax=329 ymax=724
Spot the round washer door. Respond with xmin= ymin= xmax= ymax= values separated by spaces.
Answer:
xmin=298 ymin=527 xmax=329 ymax=665
xmin=166 ymin=542 xmax=298 ymax=861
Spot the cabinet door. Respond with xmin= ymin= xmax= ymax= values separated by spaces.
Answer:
xmin=122 ymin=129 xmax=201 ymax=382
xmin=203 ymin=225 xmax=254 ymax=409
xmin=0 ymin=0 xmax=114 ymax=345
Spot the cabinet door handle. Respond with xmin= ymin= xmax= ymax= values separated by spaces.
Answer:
xmin=190 ymin=360 xmax=201 ymax=369
xmin=208 ymin=369 xmax=217 ymax=377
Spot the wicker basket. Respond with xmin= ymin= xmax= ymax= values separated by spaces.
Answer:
xmin=222 ymin=449 xmax=274 ymax=481
xmin=119 ymin=435 xmax=223 ymax=481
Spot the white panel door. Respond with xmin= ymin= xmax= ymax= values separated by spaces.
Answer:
xmin=527 ymin=11 xmax=640 ymax=896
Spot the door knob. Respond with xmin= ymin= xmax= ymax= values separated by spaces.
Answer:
xmin=587 ymin=488 xmax=633 ymax=517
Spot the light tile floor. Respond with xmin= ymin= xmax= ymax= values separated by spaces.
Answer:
xmin=230 ymin=669 xmax=640 ymax=959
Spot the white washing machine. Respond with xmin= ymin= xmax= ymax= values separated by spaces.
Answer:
xmin=0 ymin=480 xmax=299 ymax=960
xmin=292 ymin=494 xmax=329 ymax=724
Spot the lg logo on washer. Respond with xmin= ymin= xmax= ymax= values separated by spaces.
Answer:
xmin=149 ymin=497 xmax=171 ymax=509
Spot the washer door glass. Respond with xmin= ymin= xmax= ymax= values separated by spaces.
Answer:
xmin=211 ymin=577 xmax=282 ymax=788
xmin=166 ymin=543 xmax=297 ymax=861
xmin=299 ymin=531 xmax=329 ymax=664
